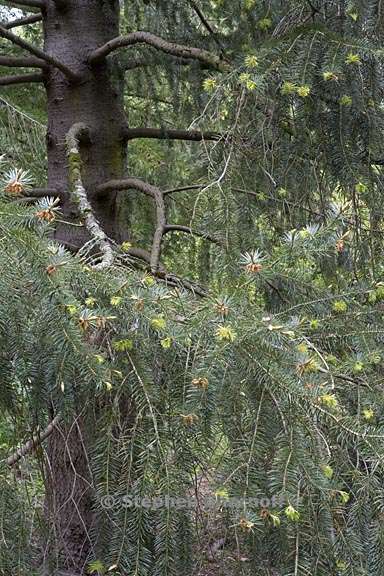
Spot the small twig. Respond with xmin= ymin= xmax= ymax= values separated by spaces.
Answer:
xmin=188 ymin=0 xmax=225 ymax=53
xmin=163 ymin=224 xmax=221 ymax=245
xmin=163 ymin=184 xmax=207 ymax=196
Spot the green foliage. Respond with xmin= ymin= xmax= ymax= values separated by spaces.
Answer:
xmin=1 ymin=178 xmax=384 ymax=573
xmin=3 ymin=1 xmax=384 ymax=575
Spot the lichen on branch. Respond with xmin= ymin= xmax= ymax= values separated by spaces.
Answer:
xmin=65 ymin=123 xmax=114 ymax=270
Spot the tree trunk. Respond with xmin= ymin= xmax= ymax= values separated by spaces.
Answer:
xmin=44 ymin=0 xmax=127 ymax=247
xmin=42 ymin=2 xmax=126 ymax=573
xmin=44 ymin=419 xmax=95 ymax=576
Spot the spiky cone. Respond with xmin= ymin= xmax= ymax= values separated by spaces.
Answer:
xmin=36 ymin=209 xmax=56 ymax=223
xmin=245 ymin=262 xmax=263 ymax=273
xmin=192 ymin=377 xmax=209 ymax=390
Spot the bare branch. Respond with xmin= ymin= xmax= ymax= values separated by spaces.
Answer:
xmin=97 ymin=177 xmax=223 ymax=270
xmin=0 ymin=72 xmax=44 ymax=85
xmin=151 ymin=188 xmax=166 ymax=273
xmin=124 ymin=246 xmax=156 ymax=266
xmin=120 ymin=249 xmax=207 ymax=297
xmin=96 ymin=177 xmax=159 ymax=198
xmin=188 ymin=0 xmax=225 ymax=53
xmin=4 ymin=0 xmax=44 ymax=8
xmin=24 ymin=187 xmax=59 ymax=197
xmin=126 ymin=127 xmax=222 ymax=142
xmin=0 ymin=24 xmax=81 ymax=82
xmin=157 ymin=270 xmax=207 ymax=297
xmin=6 ymin=415 xmax=61 ymax=468
xmin=3 ymin=14 xmax=43 ymax=29
xmin=163 ymin=224 xmax=221 ymax=245
xmin=0 ymin=55 xmax=47 ymax=68
xmin=96 ymin=177 xmax=165 ymax=272
xmin=163 ymin=184 xmax=207 ymax=196
xmin=89 ymin=31 xmax=229 ymax=71
xmin=66 ymin=123 xmax=114 ymax=270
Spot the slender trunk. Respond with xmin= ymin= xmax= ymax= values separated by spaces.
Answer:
xmin=42 ymin=2 xmax=126 ymax=573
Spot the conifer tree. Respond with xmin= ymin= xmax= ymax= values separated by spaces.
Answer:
xmin=1 ymin=1 xmax=384 ymax=575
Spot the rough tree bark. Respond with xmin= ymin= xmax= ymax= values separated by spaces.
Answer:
xmin=1 ymin=1 xmax=225 ymax=573
xmin=44 ymin=0 xmax=128 ymax=248
xmin=42 ymin=4 xmax=126 ymax=573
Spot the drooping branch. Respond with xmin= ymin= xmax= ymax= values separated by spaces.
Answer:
xmin=89 ymin=31 xmax=229 ymax=71
xmin=163 ymin=184 xmax=207 ymax=196
xmin=6 ymin=415 xmax=61 ymax=468
xmin=97 ymin=176 xmax=224 ymax=272
xmin=3 ymin=13 xmax=43 ymax=28
xmin=96 ymin=177 xmax=159 ymax=198
xmin=163 ymin=224 xmax=221 ymax=245
xmin=96 ymin=177 xmax=165 ymax=271
xmin=151 ymin=187 xmax=166 ymax=272
xmin=120 ymin=248 xmax=207 ymax=297
xmin=125 ymin=127 xmax=222 ymax=142
xmin=158 ymin=270 xmax=207 ymax=297
xmin=66 ymin=123 xmax=114 ymax=270
xmin=0 ymin=72 xmax=44 ymax=85
xmin=98 ymin=181 xmax=209 ymax=294
xmin=188 ymin=0 xmax=225 ymax=53
xmin=0 ymin=24 xmax=80 ymax=82
xmin=0 ymin=55 xmax=47 ymax=68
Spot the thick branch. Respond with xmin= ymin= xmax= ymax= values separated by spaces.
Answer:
xmin=0 ymin=72 xmax=44 ymax=85
xmin=96 ymin=177 xmax=165 ymax=272
xmin=3 ymin=14 xmax=43 ymax=28
xmin=97 ymin=177 xmax=159 ymax=198
xmin=89 ymin=31 xmax=229 ymax=71
xmin=0 ymin=55 xmax=47 ymax=68
xmin=163 ymin=224 xmax=221 ymax=245
xmin=66 ymin=123 xmax=114 ymax=270
xmin=0 ymin=24 xmax=80 ymax=82
xmin=6 ymin=415 xmax=61 ymax=468
xmin=126 ymin=127 xmax=222 ymax=142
